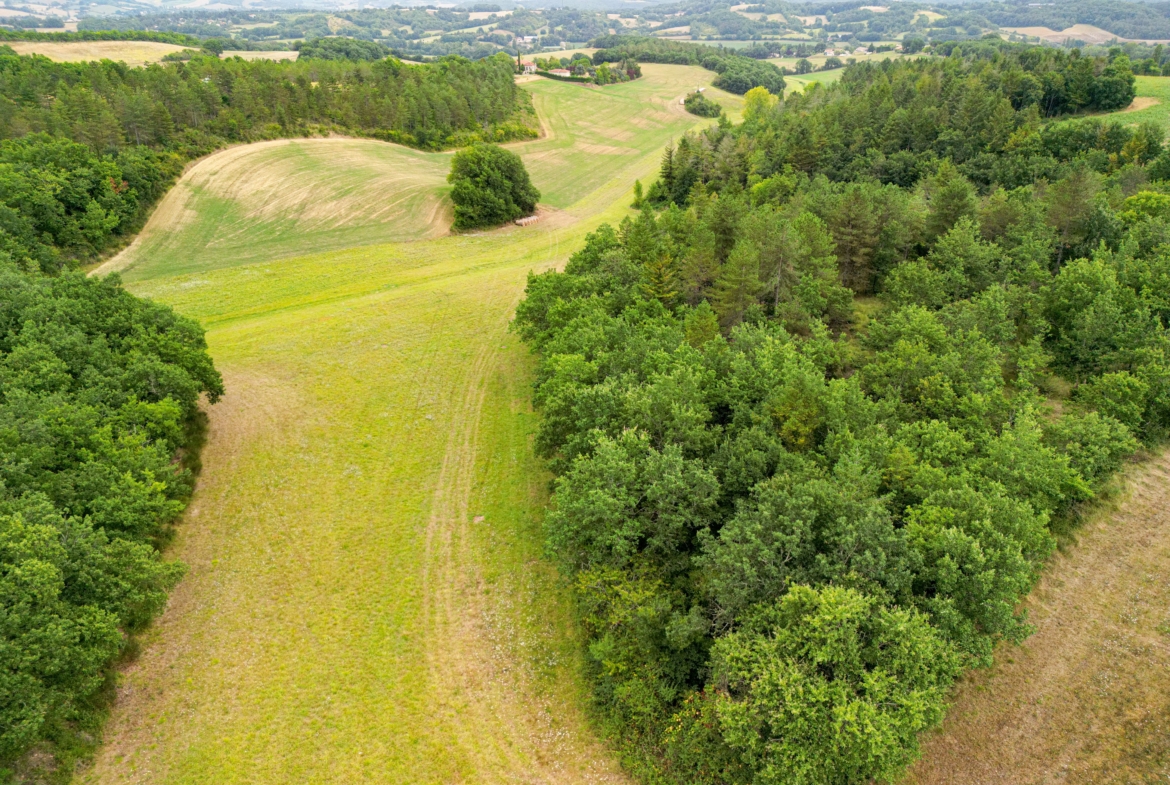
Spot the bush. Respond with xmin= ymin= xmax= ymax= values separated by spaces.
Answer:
xmin=448 ymin=143 xmax=539 ymax=229
xmin=684 ymin=92 xmax=723 ymax=118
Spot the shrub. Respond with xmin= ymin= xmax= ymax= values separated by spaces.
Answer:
xmin=447 ymin=143 xmax=539 ymax=229
xmin=684 ymin=92 xmax=723 ymax=118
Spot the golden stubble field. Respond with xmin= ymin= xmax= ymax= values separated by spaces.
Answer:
xmin=6 ymin=41 xmax=192 ymax=67
xmin=81 ymin=65 xmax=739 ymax=785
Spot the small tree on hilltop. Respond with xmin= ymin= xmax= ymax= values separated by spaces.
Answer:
xmin=448 ymin=143 xmax=540 ymax=230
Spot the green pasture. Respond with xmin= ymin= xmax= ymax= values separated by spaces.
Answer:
xmin=114 ymin=140 xmax=453 ymax=281
xmin=1104 ymin=74 xmax=1170 ymax=128
xmin=83 ymin=64 xmax=721 ymax=785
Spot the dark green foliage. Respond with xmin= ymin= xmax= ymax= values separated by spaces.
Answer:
xmin=0 ymin=262 xmax=222 ymax=766
xmin=448 ymin=143 xmax=539 ymax=230
xmin=590 ymin=36 xmax=785 ymax=95
xmin=296 ymin=36 xmax=391 ymax=61
xmin=0 ymin=134 xmax=180 ymax=271
xmin=0 ymin=47 xmax=534 ymax=270
xmin=0 ymin=50 xmax=533 ymax=156
xmin=513 ymin=48 xmax=1167 ymax=785
xmin=683 ymin=92 xmax=722 ymax=118
xmin=0 ymin=29 xmax=200 ymax=47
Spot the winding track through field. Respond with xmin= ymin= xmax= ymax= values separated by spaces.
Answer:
xmin=82 ymin=66 xmax=738 ymax=784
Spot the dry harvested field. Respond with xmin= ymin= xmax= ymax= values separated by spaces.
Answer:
xmin=81 ymin=64 xmax=729 ymax=785
xmin=907 ymin=451 xmax=1170 ymax=785
xmin=5 ymin=40 xmax=191 ymax=66
xmin=1006 ymin=24 xmax=1170 ymax=45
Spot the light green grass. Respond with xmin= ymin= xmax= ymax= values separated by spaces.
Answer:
xmin=81 ymin=63 xmax=721 ymax=785
xmin=112 ymin=139 xmax=453 ymax=282
xmin=1103 ymin=75 xmax=1170 ymax=129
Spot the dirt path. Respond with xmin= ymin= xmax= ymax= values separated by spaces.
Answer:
xmin=419 ymin=280 xmax=625 ymax=784
xmin=1124 ymin=96 xmax=1162 ymax=113
xmin=907 ymin=450 xmax=1170 ymax=785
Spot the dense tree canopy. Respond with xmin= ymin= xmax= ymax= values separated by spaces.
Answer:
xmin=514 ymin=43 xmax=1163 ymax=785
xmin=0 ymin=47 xmax=536 ymax=271
xmin=448 ymin=143 xmax=539 ymax=229
xmin=295 ymin=36 xmax=391 ymax=61
xmin=0 ymin=262 xmax=223 ymax=767
xmin=0 ymin=48 xmax=534 ymax=155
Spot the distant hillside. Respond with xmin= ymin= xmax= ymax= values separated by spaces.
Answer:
xmin=968 ymin=0 xmax=1170 ymax=41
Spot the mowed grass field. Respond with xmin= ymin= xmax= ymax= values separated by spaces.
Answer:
xmin=103 ymin=139 xmax=455 ymax=280
xmin=82 ymin=64 xmax=723 ymax=785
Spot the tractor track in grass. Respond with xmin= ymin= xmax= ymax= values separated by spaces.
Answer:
xmin=79 ymin=65 xmax=734 ymax=785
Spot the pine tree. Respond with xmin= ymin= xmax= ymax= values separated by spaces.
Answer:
xmin=713 ymin=241 xmax=762 ymax=329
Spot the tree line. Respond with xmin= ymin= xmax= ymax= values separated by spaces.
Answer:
xmin=513 ymin=43 xmax=1162 ymax=785
xmin=589 ymin=35 xmax=786 ymax=95
xmin=0 ymin=263 xmax=223 ymax=772
xmin=0 ymin=48 xmax=536 ymax=272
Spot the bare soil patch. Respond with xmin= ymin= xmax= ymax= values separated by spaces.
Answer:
xmin=1124 ymin=97 xmax=1161 ymax=113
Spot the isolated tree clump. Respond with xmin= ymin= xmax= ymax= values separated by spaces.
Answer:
xmin=684 ymin=91 xmax=723 ymax=118
xmin=448 ymin=142 xmax=540 ymax=229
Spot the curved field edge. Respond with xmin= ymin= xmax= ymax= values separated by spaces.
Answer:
xmin=905 ymin=74 xmax=1170 ymax=785
xmin=906 ymin=449 xmax=1170 ymax=785
xmin=79 ymin=65 xmax=726 ymax=785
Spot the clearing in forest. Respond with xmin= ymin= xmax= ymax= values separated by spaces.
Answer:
xmin=81 ymin=65 xmax=738 ymax=785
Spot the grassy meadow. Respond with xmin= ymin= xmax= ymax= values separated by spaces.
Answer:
xmin=82 ymin=64 xmax=723 ymax=785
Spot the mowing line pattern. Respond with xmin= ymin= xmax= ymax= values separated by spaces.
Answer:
xmin=82 ymin=64 xmax=726 ymax=784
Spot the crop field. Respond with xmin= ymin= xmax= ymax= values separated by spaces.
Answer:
xmin=5 ymin=40 xmax=191 ymax=66
xmin=82 ymin=64 xmax=724 ymax=784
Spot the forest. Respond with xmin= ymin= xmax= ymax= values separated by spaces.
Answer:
xmin=514 ymin=43 xmax=1159 ymax=785
xmin=0 ymin=264 xmax=223 ymax=771
xmin=0 ymin=48 xmax=533 ymax=270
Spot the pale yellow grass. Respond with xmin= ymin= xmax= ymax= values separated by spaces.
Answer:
xmin=6 ymin=40 xmax=190 ymax=66
xmin=96 ymin=137 xmax=452 ymax=279
xmin=221 ymin=50 xmax=298 ymax=61
xmin=469 ymin=9 xmax=512 ymax=20
xmin=1125 ymin=97 xmax=1162 ymax=113
xmin=908 ymin=451 xmax=1170 ymax=784
xmin=1006 ymin=24 xmax=1162 ymax=44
